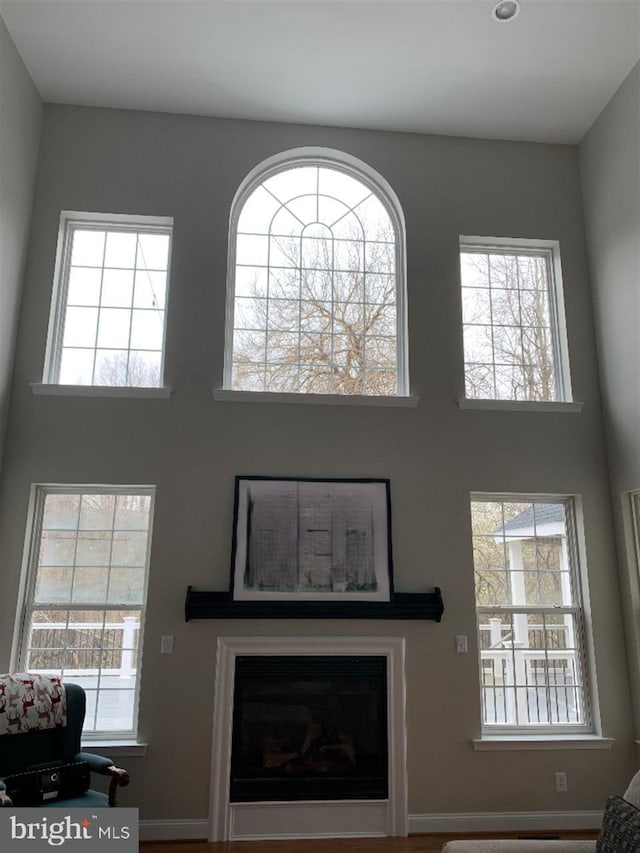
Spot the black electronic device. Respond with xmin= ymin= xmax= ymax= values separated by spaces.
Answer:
xmin=3 ymin=760 xmax=90 ymax=805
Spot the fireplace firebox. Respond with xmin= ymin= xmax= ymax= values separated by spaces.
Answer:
xmin=229 ymin=655 xmax=388 ymax=803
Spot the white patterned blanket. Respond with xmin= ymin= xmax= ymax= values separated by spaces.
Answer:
xmin=0 ymin=673 xmax=67 ymax=735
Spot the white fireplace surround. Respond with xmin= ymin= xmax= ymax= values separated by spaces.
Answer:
xmin=208 ymin=636 xmax=408 ymax=841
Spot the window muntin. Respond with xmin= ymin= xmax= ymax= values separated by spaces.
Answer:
xmin=471 ymin=496 xmax=590 ymax=733
xmin=227 ymin=155 xmax=406 ymax=396
xmin=18 ymin=487 xmax=154 ymax=737
xmin=460 ymin=239 xmax=569 ymax=402
xmin=46 ymin=213 xmax=172 ymax=388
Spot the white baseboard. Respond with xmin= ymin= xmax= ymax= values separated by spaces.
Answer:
xmin=139 ymin=811 xmax=602 ymax=841
xmin=409 ymin=811 xmax=603 ymax=834
xmin=139 ymin=819 xmax=209 ymax=841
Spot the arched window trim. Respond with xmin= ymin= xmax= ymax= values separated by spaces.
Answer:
xmin=223 ymin=147 xmax=409 ymax=398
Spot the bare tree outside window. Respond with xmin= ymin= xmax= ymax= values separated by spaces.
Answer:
xmin=94 ymin=351 xmax=161 ymax=388
xmin=230 ymin=163 xmax=402 ymax=396
xmin=461 ymin=246 xmax=563 ymax=401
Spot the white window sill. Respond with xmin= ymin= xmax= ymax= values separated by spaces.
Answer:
xmin=458 ymin=398 xmax=584 ymax=413
xmin=31 ymin=383 xmax=172 ymax=399
xmin=473 ymin=736 xmax=613 ymax=751
xmin=213 ymin=388 xmax=419 ymax=408
xmin=81 ymin=740 xmax=147 ymax=757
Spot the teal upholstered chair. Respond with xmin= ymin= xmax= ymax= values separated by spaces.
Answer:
xmin=0 ymin=683 xmax=129 ymax=808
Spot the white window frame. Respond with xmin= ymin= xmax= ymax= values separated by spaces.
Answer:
xmin=14 ymin=484 xmax=155 ymax=741
xmin=44 ymin=211 xmax=173 ymax=388
xmin=459 ymin=236 xmax=572 ymax=403
xmin=470 ymin=493 xmax=593 ymax=737
xmin=628 ymin=490 xmax=640 ymax=581
xmin=624 ymin=489 xmax=640 ymax=638
xmin=223 ymin=147 xmax=409 ymax=398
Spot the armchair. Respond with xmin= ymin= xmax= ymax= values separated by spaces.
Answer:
xmin=0 ymin=681 xmax=129 ymax=808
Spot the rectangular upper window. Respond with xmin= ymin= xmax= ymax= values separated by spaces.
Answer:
xmin=44 ymin=212 xmax=173 ymax=388
xmin=460 ymin=237 xmax=571 ymax=402
xmin=470 ymin=495 xmax=592 ymax=734
xmin=16 ymin=486 xmax=155 ymax=738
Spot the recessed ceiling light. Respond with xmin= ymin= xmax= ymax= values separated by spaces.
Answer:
xmin=492 ymin=0 xmax=521 ymax=22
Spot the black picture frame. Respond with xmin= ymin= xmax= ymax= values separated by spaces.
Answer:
xmin=231 ymin=476 xmax=393 ymax=603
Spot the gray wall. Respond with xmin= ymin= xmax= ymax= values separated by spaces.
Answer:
xmin=580 ymin=62 xmax=640 ymax=742
xmin=0 ymin=103 xmax=635 ymax=822
xmin=0 ymin=17 xmax=42 ymax=471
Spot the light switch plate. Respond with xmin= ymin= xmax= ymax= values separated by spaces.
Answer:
xmin=455 ymin=635 xmax=468 ymax=654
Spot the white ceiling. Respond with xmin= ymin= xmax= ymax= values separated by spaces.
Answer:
xmin=2 ymin=0 xmax=639 ymax=144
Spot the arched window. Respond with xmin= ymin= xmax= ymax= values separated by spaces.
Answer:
xmin=224 ymin=149 xmax=407 ymax=397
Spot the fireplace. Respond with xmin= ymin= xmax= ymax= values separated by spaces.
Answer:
xmin=230 ymin=655 xmax=388 ymax=802
xmin=209 ymin=637 xmax=407 ymax=841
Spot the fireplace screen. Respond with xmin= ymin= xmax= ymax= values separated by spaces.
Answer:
xmin=230 ymin=655 xmax=388 ymax=802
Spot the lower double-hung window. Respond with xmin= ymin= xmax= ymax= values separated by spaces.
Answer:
xmin=16 ymin=486 xmax=154 ymax=739
xmin=470 ymin=495 xmax=591 ymax=733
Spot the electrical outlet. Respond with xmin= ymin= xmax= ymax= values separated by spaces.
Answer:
xmin=455 ymin=635 xmax=468 ymax=654
xmin=555 ymin=771 xmax=568 ymax=792
xmin=160 ymin=635 xmax=174 ymax=655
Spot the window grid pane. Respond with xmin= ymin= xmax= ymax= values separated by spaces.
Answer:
xmin=53 ymin=218 xmax=171 ymax=388
xmin=21 ymin=489 xmax=153 ymax=735
xmin=472 ymin=497 xmax=589 ymax=731
xmin=461 ymin=247 xmax=560 ymax=402
xmin=232 ymin=164 xmax=400 ymax=396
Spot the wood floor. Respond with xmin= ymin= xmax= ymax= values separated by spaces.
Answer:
xmin=140 ymin=829 xmax=599 ymax=853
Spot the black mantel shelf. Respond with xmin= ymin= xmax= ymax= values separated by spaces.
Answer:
xmin=184 ymin=586 xmax=444 ymax=622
